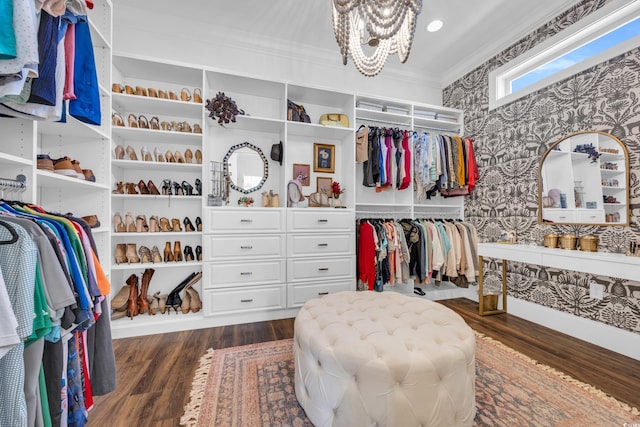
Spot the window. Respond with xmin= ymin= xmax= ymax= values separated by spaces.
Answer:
xmin=489 ymin=0 xmax=640 ymax=110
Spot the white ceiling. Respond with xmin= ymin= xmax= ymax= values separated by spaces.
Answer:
xmin=112 ymin=0 xmax=579 ymax=85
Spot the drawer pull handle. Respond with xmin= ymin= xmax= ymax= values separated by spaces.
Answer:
xmin=317 ymin=243 xmax=328 ymax=247
xmin=241 ymin=299 xmax=253 ymax=303
xmin=240 ymin=219 xmax=253 ymax=223
xmin=240 ymin=246 xmax=253 ymax=249
xmin=317 ymin=219 xmax=328 ymax=223
xmin=318 ymin=267 xmax=329 ymax=271
xmin=240 ymin=272 xmax=253 ymax=276
xmin=318 ymin=292 xmax=329 ymax=296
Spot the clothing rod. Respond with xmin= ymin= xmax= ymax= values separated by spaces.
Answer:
xmin=413 ymin=124 xmax=461 ymax=133
xmin=0 ymin=175 xmax=27 ymax=191
xmin=355 ymin=116 xmax=411 ymax=127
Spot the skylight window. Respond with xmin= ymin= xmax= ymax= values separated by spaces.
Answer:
xmin=489 ymin=0 xmax=640 ymax=110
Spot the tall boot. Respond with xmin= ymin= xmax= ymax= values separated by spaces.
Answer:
xmin=165 ymin=272 xmax=197 ymax=313
xmin=138 ymin=268 xmax=155 ymax=314
xmin=126 ymin=274 xmax=139 ymax=319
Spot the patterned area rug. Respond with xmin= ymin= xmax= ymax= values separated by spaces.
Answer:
xmin=181 ymin=334 xmax=639 ymax=426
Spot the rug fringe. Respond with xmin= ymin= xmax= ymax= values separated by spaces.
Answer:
xmin=179 ymin=348 xmax=216 ymax=427
xmin=475 ymin=331 xmax=640 ymax=416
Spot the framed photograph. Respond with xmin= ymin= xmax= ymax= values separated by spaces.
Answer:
xmin=316 ymin=176 xmax=333 ymax=196
xmin=292 ymin=163 xmax=310 ymax=186
xmin=313 ymin=143 xmax=335 ymax=173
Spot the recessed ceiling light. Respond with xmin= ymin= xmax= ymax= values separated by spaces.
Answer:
xmin=426 ymin=19 xmax=444 ymax=32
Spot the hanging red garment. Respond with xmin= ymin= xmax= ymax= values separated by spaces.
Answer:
xmin=465 ymin=138 xmax=479 ymax=193
xmin=358 ymin=221 xmax=376 ymax=290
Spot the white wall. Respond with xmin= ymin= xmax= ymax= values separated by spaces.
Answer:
xmin=111 ymin=5 xmax=443 ymax=105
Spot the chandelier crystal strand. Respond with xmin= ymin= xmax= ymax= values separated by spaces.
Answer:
xmin=331 ymin=0 xmax=423 ymax=77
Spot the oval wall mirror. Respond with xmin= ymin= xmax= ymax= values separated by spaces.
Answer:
xmin=223 ymin=142 xmax=269 ymax=194
xmin=538 ymin=131 xmax=630 ymax=226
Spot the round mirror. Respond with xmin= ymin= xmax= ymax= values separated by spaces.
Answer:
xmin=223 ymin=142 xmax=269 ymax=194
xmin=538 ymin=131 xmax=630 ymax=226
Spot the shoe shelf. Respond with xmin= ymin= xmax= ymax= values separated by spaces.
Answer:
xmin=286 ymin=121 xmax=354 ymax=139
xmin=0 ymin=152 xmax=32 ymax=167
xmin=36 ymin=170 xmax=111 ymax=190
xmin=111 ymin=159 xmax=202 ymax=171
xmin=111 ymin=260 xmax=203 ymax=271
xmin=110 ymin=310 xmax=205 ymax=336
xmin=207 ymin=115 xmax=285 ymax=133
xmin=112 ymin=231 xmax=201 ymax=237
xmin=112 ymin=93 xmax=202 ymax=117
xmin=111 ymin=194 xmax=202 ymax=201
xmin=112 ymin=127 xmax=201 ymax=144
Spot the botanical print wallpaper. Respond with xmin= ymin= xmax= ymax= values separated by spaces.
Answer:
xmin=443 ymin=0 xmax=640 ymax=334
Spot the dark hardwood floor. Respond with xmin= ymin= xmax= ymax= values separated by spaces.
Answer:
xmin=89 ymin=298 xmax=640 ymax=426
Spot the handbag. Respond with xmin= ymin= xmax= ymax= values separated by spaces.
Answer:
xmin=319 ymin=113 xmax=349 ymax=128
xmin=308 ymin=192 xmax=330 ymax=207
xmin=287 ymin=99 xmax=311 ymax=123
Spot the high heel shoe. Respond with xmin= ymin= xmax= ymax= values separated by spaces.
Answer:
xmin=187 ymin=288 xmax=202 ymax=313
xmin=112 ymin=212 xmax=126 ymax=232
xmin=136 ymin=214 xmax=149 ymax=232
xmin=112 ymin=112 xmax=125 ymax=127
xmin=160 ymin=121 xmax=173 ymax=131
xmin=149 ymin=216 xmax=160 ymax=233
xmin=157 ymin=292 xmax=168 ymax=314
xmin=148 ymin=292 xmax=159 ymax=315
xmin=173 ymin=241 xmax=183 ymax=262
xmin=165 ymin=272 xmax=197 ymax=313
xmin=147 ymin=180 xmax=161 ymax=195
xmin=195 ymin=179 xmax=201 ymax=196
xmin=163 ymin=241 xmax=174 ymax=262
xmin=195 ymin=216 xmax=202 ymax=232
xmin=173 ymin=181 xmax=184 ymax=196
xmin=174 ymin=150 xmax=185 ymax=163
xmin=114 ymin=243 xmax=126 ymax=264
xmin=171 ymin=218 xmax=182 ymax=232
xmin=184 ymin=148 xmax=193 ymax=164
xmin=150 ymin=245 xmax=163 ymax=262
xmin=112 ymin=83 xmax=124 ymax=93
xmin=138 ymin=115 xmax=149 ymax=129
xmin=183 ymin=245 xmax=195 ymax=261
xmin=112 ymin=181 xmax=125 ymax=194
xmin=124 ymin=85 xmax=135 ymax=95
xmin=168 ymin=91 xmax=179 ymax=101
xmin=125 ymin=145 xmax=138 ymax=161
xmin=159 ymin=217 xmax=171 ymax=232
xmin=193 ymin=123 xmax=202 ymax=134
xmin=149 ymin=116 xmax=160 ymax=130
xmin=148 ymin=88 xmax=158 ymax=98
xmin=138 ymin=268 xmax=154 ymax=314
xmin=181 ymin=88 xmax=192 ymax=102
xmin=126 ymin=274 xmax=139 ymax=319
xmin=138 ymin=180 xmax=150 ymax=195
xmin=181 ymin=273 xmax=203 ymax=313
xmin=195 ymin=149 xmax=202 ymax=164
xmin=181 ymin=121 xmax=192 ymax=133
xmin=114 ymin=144 xmax=125 ymax=159
xmin=140 ymin=146 xmax=152 ymax=161
xmin=126 ymin=243 xmax=140 ymax=263
xmin=183 ymin=217 xmax=195 ymax=232
xmin=195 ymin=245 xmax=202 ymax=261
xmin=158 ymin=89 xmax=168 ymax=99
xmin=111 ymin=283 xmax=130 ymax=312
xmin=135 ymin=86 xmax=148 ymax=96
xmin=165 ymin=150 xmax=176 ymax=163
xmin=181 ymin=289 xmax=191 ymax=314
xmin=126 ymin=182 xmax=138 ymax=195
xmin=125 ymin=212 xmax=136 ymax=232
xmin=127 ymin=113 xmax=138 ymax=128
xmin=182 ymin=181 xmax=194 ymax=196
xmin=161 ymin=179 xmax=172 ymax=195
xmin=154 ymin=147 xmax=166 ymax=162
xmin=193 ymin=88 xmax=203 ymax=103
xmin=138 ymin=245 xmax=152 ymax=263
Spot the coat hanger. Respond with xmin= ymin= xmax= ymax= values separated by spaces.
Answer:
xmin=0 ymin=219 xmax=18 ymax=245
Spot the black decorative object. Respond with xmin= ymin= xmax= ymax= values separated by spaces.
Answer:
xmin=205 ymin=92 xmax=244 ymax=126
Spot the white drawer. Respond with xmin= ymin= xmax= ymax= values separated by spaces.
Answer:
xmin=203 ymin=284 xmax=285 ymax=315
xmin=287 ymin=280 xmax=355 ymax=308
xmin=287 ymin=233 xmax=354 ymax=257
xmin=204 ymin=234 xmax=285 ymax=260
xmin=576 ymin=209 xmax=605 ymax=223
xmin=541 ymin=208 xmax=576 ymax=223
xmin=205 ymin=208 xmax=285 ymax=233
xmin=287 ymin=210 xmax=354 ymax=233
xmin=287 ymin=256 xmax=355 ymax=282
xmin=204 ymin=259 xmax=285 ymax=288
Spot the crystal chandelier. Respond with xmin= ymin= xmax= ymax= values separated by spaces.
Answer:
xmin=332 ymin=0 xmax=423 ymax=77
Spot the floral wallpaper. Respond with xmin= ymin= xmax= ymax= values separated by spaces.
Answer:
xmin=443 ymin=0 xmax=640 ymax=334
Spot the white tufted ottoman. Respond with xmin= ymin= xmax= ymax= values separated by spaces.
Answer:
xmin=294 ymin=291 xmax=476 ymax=427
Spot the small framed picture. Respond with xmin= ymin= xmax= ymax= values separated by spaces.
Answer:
xmin=317 ymin=176 xmax=333 ymax=196
xmin=292 ymin=163 xmax=310 ymax=186
xmin=313 ymin=143 xmax=335 ymax=173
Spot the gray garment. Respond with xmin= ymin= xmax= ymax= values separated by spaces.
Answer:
xmin=24 ymin=339 xmax=45 ymax=427
xmin=43 ymin=339 xmax=63 ymax=427
xmin=86 ymin=298 xmax=116 ymax=395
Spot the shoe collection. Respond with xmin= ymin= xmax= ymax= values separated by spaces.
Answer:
xmin=113 ymin=145 xmax=202 ymax=164
xmin=110 ymin=269 xmax=203 ymax=320
xmin=112 ymin=212 xmax=202 ymax=233
xmin=601 ymin=178 xmax=619 ymax=187
xmin=603 ymin=195 xmax=620 ymax=204
xmin=37 ymin=154 xmax=95 ymax=181
xmin=112 ymin=178 xmax=201 ymax=196
xmin=605 ymin=212 xmax=621 ymax=223
xmin=113 ymin=242 xmax=202 ymax=265
xmin=112 ymin=113 xmax=202 ymax=134
xmin=112 ymin=84 xmax=202 ymax=104
xmin=600 ymin=162 xmax=619 ymax=170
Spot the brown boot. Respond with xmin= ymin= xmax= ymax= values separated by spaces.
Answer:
xmin=138 ymin=268 xmax=154 ymax=314
xmin=114 ymin=244 xmax=126 ymax=264
xmin=163 ymin=241 xmax=174 ymax=262
xmin=126 ymin=274 xmax=139 ymax=319
xmin=173 ymin=241 xmax=183 ymax=262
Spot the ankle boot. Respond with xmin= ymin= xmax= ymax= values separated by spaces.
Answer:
xmin=126 ymin=274 xmax=139 ymax=319
xmin=173 ymin=241 xmax=183 ymax=262
xmin=114 ymin=243 xmax=126 ymax=264
xmin=126 ymin=244 xmax=140 ymax=263
xmin=163 ymin=241 xmax=174 ymax=262
xmin=138 ymin=268 xmax=154 ymax=315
